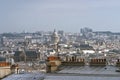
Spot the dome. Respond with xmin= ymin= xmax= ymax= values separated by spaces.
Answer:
xmin=52 ymin=29 xmax=58 ymax=37
xmin=51 ymin=29 xmax=59 ymax=44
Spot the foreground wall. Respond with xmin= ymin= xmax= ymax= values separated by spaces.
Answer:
xmin=0 ymin=67 xmax=11 ymax=79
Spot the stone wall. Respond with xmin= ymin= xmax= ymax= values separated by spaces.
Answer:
xmin=0 ymin=67 xmax=11 ymax=79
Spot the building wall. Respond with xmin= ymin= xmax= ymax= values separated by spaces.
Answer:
xmin=0 ymin=66 xmax=11 ymax=79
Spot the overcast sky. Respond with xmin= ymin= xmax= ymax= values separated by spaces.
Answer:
xmin=0 ymin=0 xmax=120 ymax=33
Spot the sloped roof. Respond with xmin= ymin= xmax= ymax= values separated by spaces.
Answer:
xmin=25 ymin=51 xmax=38 ymax=58
xmin=0 ymin=57 xmax=6 ymax=61
xmin=80 ymin=44 xmax=94 ymax=50
xmin=14 ymin=50 xmax=38 ymax=58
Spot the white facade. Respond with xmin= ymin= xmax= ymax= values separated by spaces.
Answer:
xmin=82 ymin=50 xmax=95 ymax=54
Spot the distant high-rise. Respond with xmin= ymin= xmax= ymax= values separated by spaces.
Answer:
xmin=58 ymin=30 xmax=64 ymax=36
xmin=80 ymin=27 xmax=92 ymax=34
xmin=80 ymin=27 xmax=93 ymax=38
xmin=1 ymin=36 xmax=7 ymax=47
xmin=0 ymin=37 xmax=3 ymax=47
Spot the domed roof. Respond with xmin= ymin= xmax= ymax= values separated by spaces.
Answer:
xmin=51 ymin=29 xmax=59 ymax=44
xmin=52 ymin=29 xmax=59 ymax=38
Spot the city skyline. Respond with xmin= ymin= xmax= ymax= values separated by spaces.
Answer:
xmin=0 ymin=0 xmax=120 ymax=33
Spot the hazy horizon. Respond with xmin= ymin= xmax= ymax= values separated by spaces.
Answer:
xmin=0 ymin=0 xmax=120 ymax=33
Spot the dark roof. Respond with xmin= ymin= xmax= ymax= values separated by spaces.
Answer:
xmin=80 ymin=44 xmax=94 ymax=50
xmin=14 ymin=50 xmax=38 ymax=58
xmin=0 ymin=57 xmax=6 ymax=61
xmin=14 ymin=51 xmax=23 ymax=57
xmin=25 ymin=51 xmax=38 ymax=58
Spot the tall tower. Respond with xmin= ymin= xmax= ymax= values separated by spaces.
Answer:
xmin=1 ymin=36 xmax=7 ymax=47
xmin=1 ymin=37 xmax=4 ymax=47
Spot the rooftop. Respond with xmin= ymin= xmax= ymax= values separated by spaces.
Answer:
xmin=45 ymin=66 xmax=120 ymax=80
xmin=2 ymin=66 xmax=120 ymax=80
xmin=3 ymin=72 xmax=45 ymax=80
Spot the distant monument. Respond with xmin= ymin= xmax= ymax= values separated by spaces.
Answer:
xmin=51 ymin=29 xmax=59 ymax=44
xmin=51 ymin=29 xmax=59 ymax=54
xmin=46 ymin=30 xmax=61 ymax=73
